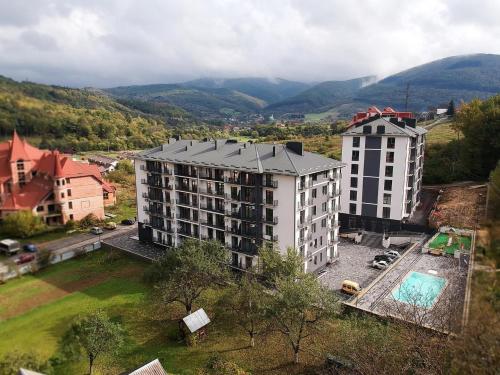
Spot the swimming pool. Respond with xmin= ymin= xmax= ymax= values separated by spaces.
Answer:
xmin=392 ymin=271 xmax=446 ymax=308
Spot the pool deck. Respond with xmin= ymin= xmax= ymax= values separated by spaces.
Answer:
xmin=347 ymin=237 xmax=470 ymax=332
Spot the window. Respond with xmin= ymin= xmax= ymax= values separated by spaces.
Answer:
xmin=383 ymin=193 xmax=391 ymax=205
xmin=385 ymin=166 xmax=393 ymax=177
xmin=351 ymin=164 xmax=358 ymax=175
xmin=312 ymin=223 xmax=316 ymax=233
xmin=103 ymin=191 xmax=109 ymax=199
xmin=312 ymin=189 xmax=317 ymax=198
xmin=352 ymin=150 xmax=359 ymax=161
xmin=349 ymin=203 xmax=356 ymax=215
xmin=383 ymin=207 xmax=391 ymax=218
xmin=322 ymin=185 xmax=327 ymax=195
xmin=68 ymin=201 xmax=73 ymax=209
xmin=320 ymin=251 xmax=323 ymax=262
xmin=61 ymin=192 xmax=65 ymax=198
xmin=36 ymin=205 xmax=44 ymax=212
xmin=386 ymin=152 xmax=394 ymax=163
xmin=322 ymin=202 xmax=327 ymax=212
xmin=69 ymin=214 xmax=74 ymax=221
xmin=67 ymin=189 xmax=72 ymax=197
xmin=266 ymin=190 xmax=273 ymax=204
xmin=321 ymin=218 xmax=327 ymax=228
xmin=352 ymin=137 xmax=360 ymax=147
xmin=387 ymin=137 xmax=395 ymax=149
xmin=312 ymin=206 xmax=317 ymax=216
xmin=66 ymin=178 xmax=71 ymax=183
xmin=350 ymin=177 xmax=358 ymax=188
xmin=266 ymin=225 xmax=273 ymax=236
xmin=350 ymin=190 xmax=357 ymax=201
xmin=384 ymin=180 xmax=392 ymax=191
xmin=16 ymin=160 xmax=24 ymax=170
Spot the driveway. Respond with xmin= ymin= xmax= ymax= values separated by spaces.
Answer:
xmin=319 ymin=241 xmax=390 ymax=298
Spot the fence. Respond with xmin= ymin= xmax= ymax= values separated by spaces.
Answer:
xmin=0 ymin=241 xmax=102 ymax=283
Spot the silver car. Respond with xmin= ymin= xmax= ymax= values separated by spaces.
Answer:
xmin=372 ymin=260 xmax=389 ymax=269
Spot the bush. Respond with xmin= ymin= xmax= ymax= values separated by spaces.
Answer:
xmin=0 ymin=351 xmax=53 ymax=375
xmin=78 ymin=213 xmax=102 ymax=229
xmin=0 ymin=211 xmax=47 ymax=238
xmin=65 ymin=219 xmax=77 ymax=231
xmin=196 ymin=354 xmax=250 ymax=375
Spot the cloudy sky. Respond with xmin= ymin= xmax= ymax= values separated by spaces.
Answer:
xmin=0 ymin=0 xmax=499 ymax=87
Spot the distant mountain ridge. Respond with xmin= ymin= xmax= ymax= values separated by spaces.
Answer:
xmin=102 ymin=53 xmax=500 ymax=121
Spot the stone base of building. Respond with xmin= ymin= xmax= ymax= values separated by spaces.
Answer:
xmin=339 ymin=213 xmax=432 ymax=234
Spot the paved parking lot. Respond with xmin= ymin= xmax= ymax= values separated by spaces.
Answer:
xmin=103 ymin=229 xmax=165 ymax=261
xmin=319 ymin=240 xmax=392 ymax=297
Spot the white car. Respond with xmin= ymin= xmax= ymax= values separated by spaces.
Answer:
xmin=91 ymin=227 xmax=103 ymax=235
xmin=372 ymin=260 xmax=389 ymax=270
xmin=384 ymin=250 xmax=401 ymax=258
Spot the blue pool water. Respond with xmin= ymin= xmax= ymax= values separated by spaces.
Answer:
xmin=392 ymin=271 xmax=446 ymax=308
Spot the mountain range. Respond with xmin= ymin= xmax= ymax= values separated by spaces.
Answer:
xmin=104 ymin=53 xmax=500 ymax=121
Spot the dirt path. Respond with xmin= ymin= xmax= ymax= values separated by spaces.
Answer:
xmin=0 ymin=265 xmax=142 ymax=320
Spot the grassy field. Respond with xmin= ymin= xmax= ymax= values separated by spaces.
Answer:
xmin=426 ymin=122 xmax=460 ymax=145
xmin=0 ymin=250 xmax=338 ymax=374
xmin=291 ymin=135 xmax=342 ymax=159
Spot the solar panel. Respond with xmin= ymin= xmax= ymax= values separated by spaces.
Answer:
xmin=182 ymin=308 xmax=210 ymax=333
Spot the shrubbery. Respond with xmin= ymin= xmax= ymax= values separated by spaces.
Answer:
xmin=0 ymin=211 xmax=47 ymax=238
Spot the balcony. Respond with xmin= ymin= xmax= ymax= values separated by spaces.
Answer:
xmin=262 ymin=216 xmax=279 ymax=225
xmin=263 ymin=180 xmax=278 ymax=188
xmin=225 ymin=192 xmax=240 ymax=201
xmin=152 ymin=237 xmax=172 ymax=247
xmin=200 ymin=204 xmax=225 ymax=214
xmin=297 ymin=216 xmax=312 ymax=228
xmin=199 ymin=173 xmax=224 ymax=182
xmin=264 ymin=199 xmax=279 ymax=206
xmin=177 ymin=228 xmax=193 ymax=237
xmin=199 ymin=188 xmax=224 ymax=197
xmin=176 ymin=183 xmax=197 ymax=193
xmin=224 ymin=176 xmax=240 ymax=184
xmin=225 ymin=226 xmax=241 ymax=235
xmin=329 ymin=189 xmax=341 ymax=198
xmin=176 ymin=198 xmax=193 ymax=207
xmin=201 ymin=220 xmax=225 ymax=229
xmin=263 ymin=234 xmax=279 ymax=242
xmin=176 ymin=169 xmax=197 ymax=178
xmin=297 ymin=198 xmax=313 ymax=209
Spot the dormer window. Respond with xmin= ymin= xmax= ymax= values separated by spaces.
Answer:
xmin=16 ymin=159 xmax=24 ymax=171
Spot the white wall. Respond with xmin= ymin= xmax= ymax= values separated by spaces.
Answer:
xmin=273 ymin=174 xmax=296 ymax=254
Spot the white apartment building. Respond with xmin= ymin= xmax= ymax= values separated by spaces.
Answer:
xmin=339 ymin=117 xmax=427 ymax=233
xmin=134 ymin=138 xmax=344 ymax=273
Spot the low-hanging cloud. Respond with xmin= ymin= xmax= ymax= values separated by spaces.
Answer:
xmin=0 ymin=0 xmax=499 ymax=87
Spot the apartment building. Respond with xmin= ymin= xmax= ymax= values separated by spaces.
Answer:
xmin=339 ymin=113 xmax=427 ymax=233
xmin=134 ymin=138 xmax=343 ymax=272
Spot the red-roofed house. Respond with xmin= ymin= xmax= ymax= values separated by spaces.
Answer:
xmin=0 ymin=132 xmax=116 ymax=224
xmin=349 ymin=106 xmax=414 ymax=127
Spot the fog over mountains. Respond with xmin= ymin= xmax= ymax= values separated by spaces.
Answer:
xmin=103 ymin=54 xmax=500 ymax=120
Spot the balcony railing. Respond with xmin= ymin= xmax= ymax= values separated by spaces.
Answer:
xmin=176 ymin=184 xmax=197 ymax=193
xmin=264 ymin=199 xmax=278 ymax=206
xmin=297 ymin=198 xmax=313 ymax=209
xmin=199 ymin=188 xmax=224 ymax=197
xmin=152 ymin=237 xmax=172 ymax=246
xmin=176 ymin=170 xmax=197 ymax=178
xmin=200 ymin=204 xmax=225 ymax=214
xmin=199 ymin=173 xmax=224 ymax=182
xmin=263 ymin=234 xmax=279 ymax=242
xmin=262 ymin=216 xmax=279 ymax=224
xmin=297 ymin=216 xmax=312 ymax=228
xmin=263 ymin=180 xmax=278 ymax=188
xmin=201 ymin=220 xmax=225 ymax=229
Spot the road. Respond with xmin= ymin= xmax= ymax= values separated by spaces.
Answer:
xmin=3 ymin=224 xmax=137 ymax=264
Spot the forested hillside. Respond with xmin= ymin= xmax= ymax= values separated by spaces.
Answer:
xmin=0 ymin=76 xmax=188 ymax=151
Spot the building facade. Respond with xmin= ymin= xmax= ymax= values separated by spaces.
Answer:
xmin=339 ymin=115 xmax=427 ymax=233
xmin=0 ymin=131 xmax=116 ymax=224
xmin=134 ymin=138 xmax=343 ymax=272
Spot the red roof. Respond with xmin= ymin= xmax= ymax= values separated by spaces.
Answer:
xmin=349 ymin=106 xmax=414 ymax=127
xmin=0 ymin=132 xmax=115 ymax=210
xmin=1 ymin=175 xmax=53 ymax=210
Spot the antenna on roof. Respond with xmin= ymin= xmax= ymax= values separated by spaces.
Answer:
xmin=404 ymin=83 xmax=410 ymax=111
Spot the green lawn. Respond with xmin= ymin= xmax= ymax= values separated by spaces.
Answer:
xmin=0 ymin=250 xmax=329 ymax=374
xmin=429 ymin=233 xmax=472 ymax=254
xmin=426 ymin=122 xmax=460 ymax=145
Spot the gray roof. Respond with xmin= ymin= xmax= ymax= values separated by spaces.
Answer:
xmin=342 ymin=118 xmax=427 ymax=137
xmin=183 ymin=308 xmax=210 ymax=333
xmin=127 ymin=359 xmax=167 ymax=375
xmin=136 ymin=139 xmax=344 ymax=176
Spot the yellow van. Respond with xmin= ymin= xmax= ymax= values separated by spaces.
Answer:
xmin=341 ymin=280 xmax=362 ymax=295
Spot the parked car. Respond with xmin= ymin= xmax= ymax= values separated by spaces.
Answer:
xmin=374 ymin=254 xmax=395 ymax=263
xmin=23 ymin=243 xmax=38 ymax=253
xmin=104 ymin=222 xmax=117 ymax=230
xmin=0 ymin=239 xmax=21 ymax=255
xmin=15 ymin=253 xmax=35 ymax=265
xmin=90 ymin=227 xmax=104 ymax=235
xmin=372 ymin=260 xmax=389 ymax=269
xmin=341 ymin=280 xmax=362 ymax=295
xmin=384 ymin=250 xmax=401 ymax=258
xmin=121 ymin=218 xmax=136 ymax=225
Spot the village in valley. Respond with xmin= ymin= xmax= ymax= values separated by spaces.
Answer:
xmin=0 ymin=2 xmax=499 ymax=375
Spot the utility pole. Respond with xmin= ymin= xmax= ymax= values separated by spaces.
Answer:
xmin=404 ymin=83 xmax=410 ymax=111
